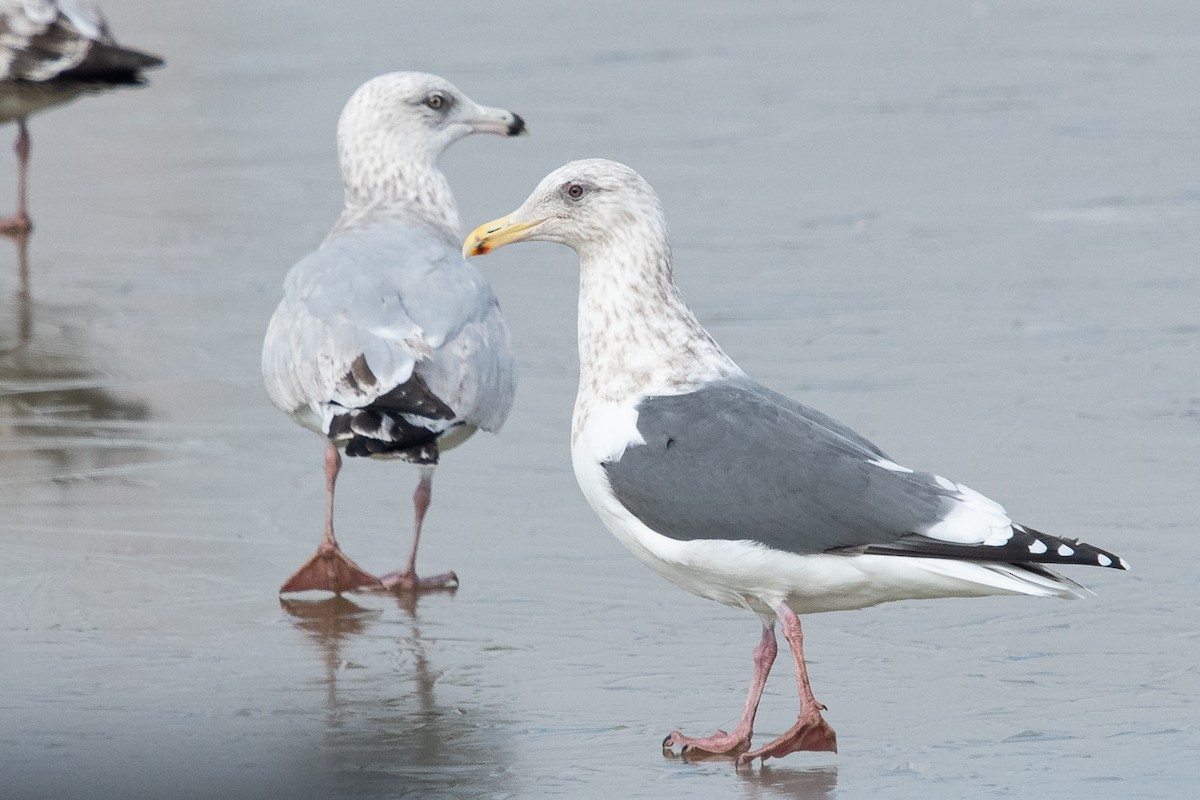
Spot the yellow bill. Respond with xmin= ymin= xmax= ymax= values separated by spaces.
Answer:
xmin=463 ymin=216 xmax=543 ymax=257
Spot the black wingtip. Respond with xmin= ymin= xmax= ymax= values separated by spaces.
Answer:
xmin=507 ymin=113 xmax=526 ymax=136
xmin=1028 ymin=531 xmax=1129 ymax=571
xmin=61 ymin=43 xmax=165 ymax=84
xmin=864 ymin=525 xmax=1129 ymax=571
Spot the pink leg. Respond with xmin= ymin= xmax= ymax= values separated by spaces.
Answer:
xmin=739 ymin=606 xmax=837 ymax=765
xmin=664 ymin=623 xmax=777 ymax=757
xmin=0 ymin=120 xmax=33 ymax=235
xmin=280 ymin=442 xmax=381 ymax=594
xmin=380 ymin=466 xmax=458 ymax=592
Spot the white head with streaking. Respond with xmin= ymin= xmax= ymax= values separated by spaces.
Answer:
xmin=464 ymin=158 xmax=742 ymax=413
xmin=334 ymin=71 xmax=526 ymax=236
xmin=464 ymin=158 xmax=669 ymax=259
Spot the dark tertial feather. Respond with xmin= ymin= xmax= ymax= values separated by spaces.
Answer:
xmin=327 ymin=365 xmax=458 ymax=462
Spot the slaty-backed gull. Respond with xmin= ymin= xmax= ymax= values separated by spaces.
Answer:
xmin=464 ymin=158 xmax=1127 ymax=763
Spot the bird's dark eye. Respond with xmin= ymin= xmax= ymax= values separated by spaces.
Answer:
xmin=565 ymin=183 xmax=586 ymax=201
xmin=424 ymin=92 xmax=447 ymax=110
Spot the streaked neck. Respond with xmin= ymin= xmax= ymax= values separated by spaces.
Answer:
xmin=573 ymin=232 xmax=741 ymax=433
xmin=334 ymin=148 xmax=460 ymax=238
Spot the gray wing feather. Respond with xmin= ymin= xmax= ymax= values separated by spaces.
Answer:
xmin=262 ymin=218 xmax=515 ymax=436
xmin=603 ymin=377 xmax=953 ymax=555
xmin=604 ymin=377 xmax=1128 ymax=570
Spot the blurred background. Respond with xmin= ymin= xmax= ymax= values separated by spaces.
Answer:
xmin=1 ymin=2 xmax=1196 ymax=798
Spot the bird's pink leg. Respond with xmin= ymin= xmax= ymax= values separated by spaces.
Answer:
xmin=0 ymin=121 xmax=33 ymax=235
xmin=663 ymin=623 xmax=777 ymax=757
xmin=380 ymin=466 xmax=459 ymax=592
xmin=739 ymin=606 xmax=837 ymax=765
xmin=280 ymin=442 xmax=382 ymax=594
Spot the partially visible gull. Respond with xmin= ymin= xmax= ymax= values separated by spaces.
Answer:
xmin=464 ymin=159 xmax=1127 ymax=764
xmin=0 ymin=0 xmax=163 ymax=233
xmin=263 ymin=72 xmax=524 ymax=594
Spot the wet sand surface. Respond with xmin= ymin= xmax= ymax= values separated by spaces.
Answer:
xmin=2 ymin=2 xmax=1197 ymax=798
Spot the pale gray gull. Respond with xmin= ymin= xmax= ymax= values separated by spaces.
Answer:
xmin=263 ymin=72 xmax=524 ymax=594
xmin=464 ymin=158 xmax=1127 ymax=764
xmin=0 ymin=0 xmax=163 ymax=233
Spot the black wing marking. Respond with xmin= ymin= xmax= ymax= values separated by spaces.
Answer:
xmin=328 ymin=356 xmax=458 ymax=462
xmin=862 ymin=525 xmax=1128 ymax=570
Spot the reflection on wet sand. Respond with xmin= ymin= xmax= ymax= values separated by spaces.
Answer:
xmin=0 ymin=230 xmax=29 ymax=349
xmin=280 ymin=594 xmax=386 ymax=727
xmin=737 ymin=764 xmax=838 ymax=800
xmin=280 ymin=592 xmax=516 ymax=796
xmin=0 ymin=232 xmax=152 ymax=482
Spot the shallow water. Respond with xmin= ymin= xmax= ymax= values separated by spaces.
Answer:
xmin=2 ymin=1 xmax=1198 ymax=798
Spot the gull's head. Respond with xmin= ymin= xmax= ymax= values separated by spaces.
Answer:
xmin=463 ymin=159 xmax=666 ymax=259
xmin=338 ymin=71 xmax=526 ymax=165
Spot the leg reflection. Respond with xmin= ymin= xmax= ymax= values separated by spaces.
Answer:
xmin=279 ymin=593 xmax=516 ymax=794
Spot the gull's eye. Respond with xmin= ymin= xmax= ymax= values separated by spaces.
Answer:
xmin=424 ymin=92 xmax=447 ymax=110
xmin=565 ymin=183 xmax=587 ymax=201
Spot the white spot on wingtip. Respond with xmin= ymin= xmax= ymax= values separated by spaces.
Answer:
xmin=1057 ymin=544 xmax=1075 ymax=557
xmin=868 ymin=458 xmax=913 ymax=474
xmin=1029 ymin=539 xmax=1048 ymax=554
xmin=1119 ymin=557 xmax=1131 ymax=570
xmin=1097 ymin=553 xmax=1112 ymax=567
